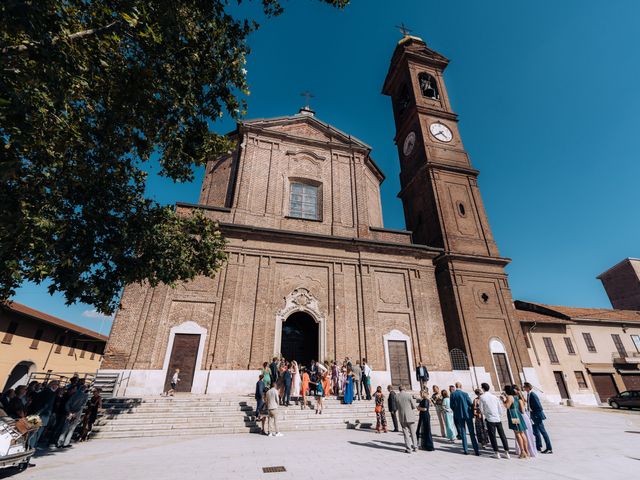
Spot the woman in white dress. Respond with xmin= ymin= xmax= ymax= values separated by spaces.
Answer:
xmin=291 ymin=360 xmax=301 ymax=403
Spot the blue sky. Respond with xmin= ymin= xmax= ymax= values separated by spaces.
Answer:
xmin=13 ymin=0 xmax=640 ymax=333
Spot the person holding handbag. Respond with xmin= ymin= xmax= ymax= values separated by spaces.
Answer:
xmin=373 ymin=386 xmax=387 ymax=433
xmin=503 ymin=385 xmax=530 ymax=459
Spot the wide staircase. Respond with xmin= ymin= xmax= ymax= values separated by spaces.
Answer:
xmin=92 ymin=393 xmax=571 ymax=440
xmin=93 ymin=395 xmax=405 ymax=439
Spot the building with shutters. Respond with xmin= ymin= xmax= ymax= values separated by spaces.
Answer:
xmin=517 ymin=301 xmax=640 ymax=405
xmin=100 ymin=33 xmax=536 ymax=396
xmin=0 ymin=302 xmax=107 ymax=391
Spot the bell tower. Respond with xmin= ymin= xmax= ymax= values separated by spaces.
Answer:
xmin=382 ymin=34 xmax=532 ymax=388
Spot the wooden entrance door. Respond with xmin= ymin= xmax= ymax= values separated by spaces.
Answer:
xmin=622 ymin=374 xmax=640 ymax=391
xmin=591 ymin=373 xmax=618 ymax=403
xmin=388 ymin=340 xmax=411 ymax=388
xmin=553 ymin=371 xmax=570 ymax=399
xmin=164 ymin=334 xmax=200 ymax=393
xmin=492 ymin=353 xmax=512 ymax=389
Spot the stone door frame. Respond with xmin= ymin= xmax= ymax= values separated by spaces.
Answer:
xmin=383 ymin=329 xmax=419 ymax=391
xmin=489 ymin=336 xmax=515 ymax=391
xmin=162 ymin=321 xmax=207 ymax=391
xmin=275 ymin=288 xmax=326 ymax=362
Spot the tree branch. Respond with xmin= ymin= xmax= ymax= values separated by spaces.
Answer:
xmin=1 ymin=21 xmax=120 ymax=55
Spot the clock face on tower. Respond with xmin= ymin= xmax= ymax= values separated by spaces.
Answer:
xmin=429 ymin=122 xmax=453 ymax=143
xmin=403 ymin=131 xmax=416 ymax=156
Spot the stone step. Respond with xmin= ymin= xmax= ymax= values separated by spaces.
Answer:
xmin=97 ymin=411 xmax=403 ymax=426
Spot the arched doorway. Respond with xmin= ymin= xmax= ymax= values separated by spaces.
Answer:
xmin=280 ymin=312 xmax=318 ymax=367
xmin=489 ymin=338 xmax=514 ymax=390
xmin=3 ymin=361 xmax=36 ymax=392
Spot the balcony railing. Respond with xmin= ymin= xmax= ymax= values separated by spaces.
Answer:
xmin=27 ymin=371 xmax=96 ymax=388
xmin=611 ymin=351 xmax=640 ymax=363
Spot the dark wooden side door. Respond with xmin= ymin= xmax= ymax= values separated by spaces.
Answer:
xmin=388 ymin=340 xmax=411 ymax=388
xmin=553 ymin=371 xmax=570 ymax=399
xmin=164 ymin=334 xmax=200 ymax=393
xmin=591 ymin=373 xmax=618 ymax=403
xmin=622 ymin=374 xmax=640 ymax=391
xmin=492 ymin=353 xmax=513 ymax=389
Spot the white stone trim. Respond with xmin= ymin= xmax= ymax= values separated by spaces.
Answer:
xmin=161 ymin=321 xmax=208 ymax=393
xmin=382 ymin=329 xmax=418 ymax=391
xmin=274 ymin=288 xmax=326 ymax=362
xmin=489 ymin=336 xmax=515 ymax=390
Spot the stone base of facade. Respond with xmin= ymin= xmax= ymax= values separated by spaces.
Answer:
xmin=100 ymin=368 xmax=500 ymax=397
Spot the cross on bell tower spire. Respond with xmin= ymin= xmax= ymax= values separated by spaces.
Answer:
xmin=395 ymin=23 xmax=412 ymax=37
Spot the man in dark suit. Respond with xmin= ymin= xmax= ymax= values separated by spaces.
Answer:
xmin=524 ymin=382 xmax=553 ymax=453
xmin=283 ymin=367 xmax=292 ymax=407
xmin=269 ymin=357 xmax=279 ymax=385
xmin=387 ymin=385 xmax=399 ymax=432
xmin=450 ymin=382 xmax=479 ymax=455
xmin=415 ymin=362 xmax=429 ymax=391
xmin=255 ymin=374 xmax=266 ymax=418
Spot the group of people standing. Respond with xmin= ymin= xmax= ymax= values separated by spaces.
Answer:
xmin=257 ymin=357 xmax=374 ymax=414
xmin=0 ymin=376 xmax=103 ymax=451
xmin=382 ymin=380 xmax=553 ymax=458
xmin=254 ymin=356 xmax=374 ymax=436
xmin=254 ymin=357 xmax=554 ymax=460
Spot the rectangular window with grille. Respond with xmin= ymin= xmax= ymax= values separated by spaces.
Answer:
xmin=564 ymin=337 xmax=576 ymax=355
xmin=68 ymin=339 xmax=77 ymax=356
xmin=90 ymin=343 xmax=97 ymax=360
xmin=1 ymin=321 xmax=18 ymax=344
xmin=55 ymin=334 xmax=66 ymax=354
xmin=543 ymin=337 xmax=559 ymax=364
xmin=289 ymin=183 xmax=320 ymax=220
xmin=30 ymin=328 xmax=44 ymax=349
xmin=611 ymin=334 xmax=627 ymax=358
xmin=80 ymin=342 xmax=87 ymax=358
xmin=582 ymin=332 xmax=597 ymax=353
xmin=574 ymin=371 xmax=588 ymax=389
xmin=632 ymin=334 xmax=640 ymax=353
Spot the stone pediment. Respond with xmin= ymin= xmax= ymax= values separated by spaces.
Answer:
xmin=241 ymin=114 xmax=371 ymax=151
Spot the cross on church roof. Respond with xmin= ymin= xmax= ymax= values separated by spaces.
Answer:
xmin=300 ymin=91 xmax=314 ymax=109
xmin=395 ymin=23 xmax=412 ymax=36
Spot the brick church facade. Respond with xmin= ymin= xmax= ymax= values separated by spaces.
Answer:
xmin=101 ymin=34 xmax=535 ymax=395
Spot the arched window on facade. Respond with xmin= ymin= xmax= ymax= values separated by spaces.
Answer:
xmin=289 ymin=181 xmax=321 ymax=220
xmin=418 ymin=72 xmax=440 ymax=100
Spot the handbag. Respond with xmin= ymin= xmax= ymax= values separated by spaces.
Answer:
xmin=509 ymin=410 xmax=520 ymax=425
xmin=374 ymin=404 xmax=382 ymax=414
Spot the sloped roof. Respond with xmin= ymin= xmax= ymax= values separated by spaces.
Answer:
xmin=2 ymin=301 xmax=108 ymax=341
xmin=238 ymin=110 xmax=385 ymax=181
xmin=515 ymin=300 xmax=640 ymax=325
xmin=240 ymin=111 xmax=372 ymax=150
xmin=515 ymin=307 xmax=575 ymax=325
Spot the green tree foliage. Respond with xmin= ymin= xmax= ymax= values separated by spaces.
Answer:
xmin=0 ymin=0 xmax=348 ymax=314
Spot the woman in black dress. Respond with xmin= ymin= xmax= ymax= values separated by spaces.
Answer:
xmin=417 ymin=390 xmax=434 ymax=451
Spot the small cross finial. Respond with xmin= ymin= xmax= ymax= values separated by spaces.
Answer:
xmin=395 ymin=23 xmax=412 ymax=36
xmin=300 ymin=91 xmax=314 ymax=109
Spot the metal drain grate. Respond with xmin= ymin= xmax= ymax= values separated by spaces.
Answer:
xmin=262 ymin=466 xmax=287 ymax=473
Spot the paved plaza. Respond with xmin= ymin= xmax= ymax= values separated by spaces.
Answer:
xmin=7 ymin=407 xmax=640 ymax=480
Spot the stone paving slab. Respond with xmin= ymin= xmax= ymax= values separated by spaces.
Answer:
xmin=6 ymin=407 xmax=640 ymax=480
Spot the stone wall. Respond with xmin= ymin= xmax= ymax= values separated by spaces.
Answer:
xmin=103 ymin=227 xmax=452 ymax=380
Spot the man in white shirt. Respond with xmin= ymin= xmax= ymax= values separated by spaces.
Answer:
xmin=478 ymin=382 xmax=510 ymax=459
xmin=362 ymin=358 xmax=372 ymax=400
xmin=265 ymin=385 xmax=283 ymax=437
